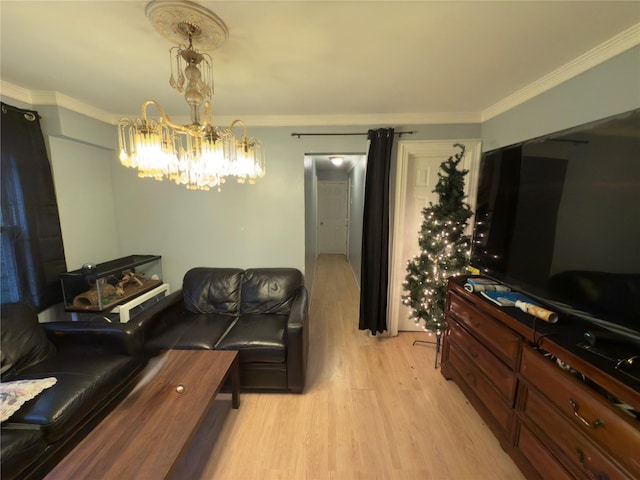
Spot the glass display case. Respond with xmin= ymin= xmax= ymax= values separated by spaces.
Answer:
xmin=61 ymin=255 xmax=163 ymax=312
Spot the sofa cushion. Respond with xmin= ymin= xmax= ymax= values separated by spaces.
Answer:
xmin=183 ymin=268 xmax=243 ymax=315
xmin=145 ymin=313 xmax=236 ymax=352
xmin=240 ymin=268 xmax=304 ymax=315
xmin=1 ymin=303 xmax=56 ymax=381
xmin=216 ymin=314 xmax=287 ymax=363
xmin=4 ymin=348 xmax=142 ymax=443
xmin=0 ymin=427 xmax=47 ymax=480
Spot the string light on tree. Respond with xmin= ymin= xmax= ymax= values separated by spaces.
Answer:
xmin=402 ymin=144 xmax=472 ymax=335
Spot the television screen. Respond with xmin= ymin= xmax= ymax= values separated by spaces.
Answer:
xmin=471 ymin=109 xmax=640 ymax=338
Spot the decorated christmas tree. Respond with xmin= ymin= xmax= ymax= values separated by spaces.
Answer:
xmin=402 ymin=143 xmax=472 ymax=334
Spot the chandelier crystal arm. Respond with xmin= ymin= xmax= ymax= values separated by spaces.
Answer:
xmin=141 ymin=100 xmax=192 ymax=133
xmin=229 ymin=119 xmax=248 ymax=142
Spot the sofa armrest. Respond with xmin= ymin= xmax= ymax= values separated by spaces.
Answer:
xmin=43 ymin=321 xmax=142 ymax=356
xmin=43 ymin=291 xmax=185 ymax=356
xmin=124 ymin=289 xmax=185 ymax=342
xmin=286 ymin=286 xmax=309 ymax=392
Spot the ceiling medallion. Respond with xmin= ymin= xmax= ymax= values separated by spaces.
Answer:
xmin=145 ymin=0 xmax=229 ymax=50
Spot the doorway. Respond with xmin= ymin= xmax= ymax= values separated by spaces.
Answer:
xmin=318 ymin=180 xmax=349 ymax=255
xmin=388 ymin=140 xmax=482 ymax=335
xmin=304 ymin=153 xmax=365 ymax=295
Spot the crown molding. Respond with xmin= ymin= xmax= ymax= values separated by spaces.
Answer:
xmin=32 ymin=90 xmax=120 ymax=124
xmin=1 ymin=80 xmax=119 ymax=124
xmin=1 ymin=79 xmax=478 ymax=127
xmin=481 ymin=22 xmax=640 ymax=122
xmin=0 ymin=81 xmax=33 ymax=105
xmin=213 ymin=112 xmax=481 ymax=127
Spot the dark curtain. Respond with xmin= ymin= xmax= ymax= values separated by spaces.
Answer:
xmin=359 ymin=128 xmax=394 ymax=334
xmin=1 ymin=102 xmax=67 ymax=311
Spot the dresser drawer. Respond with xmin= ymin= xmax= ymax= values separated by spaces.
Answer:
xmin=522 ymin=384 xmax=634 ymax=479
xmin=520 ymin=346 xmax=640 ymax=477
xmin=448 ymin=341 xmax=513 ymax=437
xmin=516 ymin=422 xmax=573 ymax=480
xmin=448 ymin=292 xmax=521 ymax=367
xmin=448 ymin=319 xmax=516 ymax=404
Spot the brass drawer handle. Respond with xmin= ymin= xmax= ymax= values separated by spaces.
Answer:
xmin=465 ymin=313 xmax=480 ymax=328
xmin=569 ymin=398 xmax=604 ymax=429
xmin=469 ymin=315 xmax=481 ymax=329
xmin=466 ymin=345 xmax=479 ymax=359
xmin=460 ymin=311 xmax=480 ymax=329
xmin=576 ymin=447 xmax=609 ymax=480
xmin=465 ymin=371 xmax=477 ymax=387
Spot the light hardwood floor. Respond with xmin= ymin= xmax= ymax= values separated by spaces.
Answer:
xmin=178 ymin=255 xmax=525 ymax=479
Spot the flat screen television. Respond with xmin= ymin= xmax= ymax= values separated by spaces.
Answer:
xmin=471 ymin=108 xmax=640 ymax=343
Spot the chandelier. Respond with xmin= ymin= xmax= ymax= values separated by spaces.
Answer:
xmin=118 ymin=1 xmax=265 ymax=191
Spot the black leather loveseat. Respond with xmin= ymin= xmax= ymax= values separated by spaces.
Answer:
xmin=141 ymin=267 xmax=309 ymax=392
xmin=0 ymin=303 xmax=147 ymax=480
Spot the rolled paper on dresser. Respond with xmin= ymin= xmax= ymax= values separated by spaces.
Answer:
xmin=514 ymin=301 xmax=558 ymax=323
xmin=464 ymin=283 xmax=511 ymax=293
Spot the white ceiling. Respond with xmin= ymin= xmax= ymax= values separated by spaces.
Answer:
xmin=1 ymin=1 xmax=639 ymax=128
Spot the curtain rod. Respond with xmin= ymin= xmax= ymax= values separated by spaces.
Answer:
xmin=290 ymin=131 xmax=415 ymax=139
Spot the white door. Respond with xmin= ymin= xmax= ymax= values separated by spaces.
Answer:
xmin=318 ymin=181 xmax=349 ymax=254
xmin=389 ymin=140 xmax=481 ymax=334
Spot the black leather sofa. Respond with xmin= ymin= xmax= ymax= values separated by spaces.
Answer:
xmin=142 ymin=267 xmax=309 ymax=392
xmin=0 ymin=303 xmax=147 ymax=480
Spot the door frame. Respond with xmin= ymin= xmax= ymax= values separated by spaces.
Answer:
xmin=388 ymin=139 xmax=482 ymax=336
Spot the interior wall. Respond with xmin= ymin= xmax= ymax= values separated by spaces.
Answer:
xmin=481 ymin=45 xmax=640 ymax=152
xmin=48 ymin=137 xmax=120 ymax=270
xmin=113 ymin=125 xmax=383 ymax=292
xmin=348 ymin=155 xmax=367 ymax=286
xmin=317 ymin=169 xmax=348 ymax=181
xmin=303 ymin=155 xmax=318 ymax=295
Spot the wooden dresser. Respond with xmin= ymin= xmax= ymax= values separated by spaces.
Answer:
xmin=441 ymin=277 xmax=640 ymax=480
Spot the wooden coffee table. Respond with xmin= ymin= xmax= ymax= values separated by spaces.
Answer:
xmin=45 ymin=349 xmax=240 ymax=479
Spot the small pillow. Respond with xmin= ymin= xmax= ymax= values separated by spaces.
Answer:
xmin=0 ymin=377 xmax=57 ymax=422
